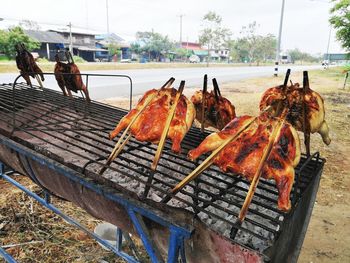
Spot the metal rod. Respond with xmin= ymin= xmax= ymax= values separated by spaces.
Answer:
xmin=201 ymin=74 xmax=207 ymax=133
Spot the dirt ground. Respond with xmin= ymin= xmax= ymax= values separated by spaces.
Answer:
xmin=1 ymin=68 xmax=349 ymax=262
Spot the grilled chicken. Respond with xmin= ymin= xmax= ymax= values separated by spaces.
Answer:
xmin=260 ymin=83 xmax=331 ymax=145
xmin=110 ymin=87 xmax=195 ymax=153
xmin=191 ymin=90 xmax=236 ymax=130
xmin=188 ymin=113 xmax=301 ymax=211
xmin=54 ymin=53 xmax=91 ymax=102
xmin=15 ymin=43 xmax=44 ymax=85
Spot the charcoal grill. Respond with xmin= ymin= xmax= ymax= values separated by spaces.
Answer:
xmin=0 ymin=79 xmax=324 ymax=263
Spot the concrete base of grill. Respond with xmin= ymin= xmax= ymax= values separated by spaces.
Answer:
xmin=0 ymin=136 xmax=264 ymax=263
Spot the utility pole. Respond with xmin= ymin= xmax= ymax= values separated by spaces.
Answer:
xmin=106 ymin=0 xmax=110 ymax=39
xmin=67 ymin=22 xmax=73 ymax=55
xmin=274 ymin=0 xmax=286 ymax=77
xmin=325 ymin=26 xmax=332 ymax=68
xmin=178 ymin=14 xmax=185 ymax=47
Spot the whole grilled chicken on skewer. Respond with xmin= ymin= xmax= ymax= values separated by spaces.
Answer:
xmin=109 ymin=80 xmax=195 ymax=154
xmin=15 ymin=43 xmax=44 ymax=86
xmin=188 ymin=112 xmax=301 ymax=211
xmin=54 ymin=51 xmax=91 ymax=102
xmin=191 ymin=77 xmax=235 ymax=130
xmin=260 ymin=81 xmax=331 ymax=146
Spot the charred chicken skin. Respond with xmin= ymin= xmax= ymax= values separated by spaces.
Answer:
xmin=110 ymin=87 xmax=195 ymax=154
xmin=188 ymin=113 xmax=301 ymax=211
xmin=191 ymin=90 xmax=236 ymax=130
xmin=54 ymin=54 xmax=91 ymax=102
xmin=15 ymin=44 xmax=44 ymax=85
xmin=260 ymin=83 xmax=331 ymax=145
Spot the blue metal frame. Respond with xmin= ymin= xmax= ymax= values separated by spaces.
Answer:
xmin=0 ymin=135 xmax=193 ymax=263
xmin=0 ymin=246 xmax=16 ymax=263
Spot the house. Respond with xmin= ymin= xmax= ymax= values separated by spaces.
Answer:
xmin=210 ymin=48 xmax=230 ymax=62
xmin=181 ymin=42 xmax=208 ymax=62
xmin=49 ymin=28 xmax=105 ymax=62
xmin=24 ymin=30 xmax=68 ymax=60
xmin=95 ymin=33 xmax=131 ymax=61
xmin=323 ymin=53 xmax=350 ymax=63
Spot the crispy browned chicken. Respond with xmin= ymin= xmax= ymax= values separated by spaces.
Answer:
xmin=110 ymin=87 xmax=195 ymax=153
xmin=54 ymin=52 xmax=90 ymax=102
xmin=191 ymin=84 xmax=236 ymax=130
xmin=259 ymin=83 xmax=331 ymax=145
xmin=15 ymin=43 xmax=44 ymax=85
xmin=188 ymin=113 xmax=301 ymax=211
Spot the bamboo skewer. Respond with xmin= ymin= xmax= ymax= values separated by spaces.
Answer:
xmin=238 ymin=108 xmax=289 ymax=223
xmin=201 ymin=75 xmax=208 ymax=133
xmin=151 ymin=81 xmax=185 ymax=171
xmin=99 ymin=78 xmax=175 ymax=175
xmin=162 ymin=114 xmax=261 ymax=203
xmin=302 ymin=71 xmax=311 ymax=156
xmin=35 ymin=75 xmax=44 ymax=88
xmin=212 ymin=78 xmax=221 ymax=101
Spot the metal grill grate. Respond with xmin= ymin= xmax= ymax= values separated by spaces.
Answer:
xmin=0 ymin=83 xmax=323 ymax=257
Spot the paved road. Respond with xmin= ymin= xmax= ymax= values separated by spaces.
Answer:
xmin=0 ymin=65 xmax=322 ymax=100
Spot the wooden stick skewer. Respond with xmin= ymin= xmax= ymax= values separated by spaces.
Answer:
xmin=162 ymin=105 xmax=272 ymax=204
xmin=99 ymin=78 xmax=175 ymax=175
xmin=237 ymin=107 xmax=289 ymax=223
xmin=35 ymin=75 xmax=44 ymax=88
xmin=201 ymin=75 xmax=208 ymax=133
xmin=151 ymin=81 xmax=185 ymax=171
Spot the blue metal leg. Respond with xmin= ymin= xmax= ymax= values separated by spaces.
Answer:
xmin=116 ymin=228 xmax=123 ymax=252
xmin=0 ymin=170 xmax=138 ymax=263
xmin=128 ymin=209 xmax=164 ymax=263
xmin=167 ymin=227 xmax=187 ymax=263
xmin=0 ymin=159 xmax=192 ymax=263
xmin=0 ymin=247 xmax=17 ymax=263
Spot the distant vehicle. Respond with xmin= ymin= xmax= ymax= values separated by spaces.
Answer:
xmin=120 ymin=59 xmax=131 ymax=63
xmin=281 ymin=54 xmax=293 ymax=64
xmin=189 ymin=55 xmax=200 ymax=63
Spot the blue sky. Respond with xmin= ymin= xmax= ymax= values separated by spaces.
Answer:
xmin=0 ymin=0 xmax=344 ymax=54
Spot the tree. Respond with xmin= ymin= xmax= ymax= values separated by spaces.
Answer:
xmin=227 ymin=23 xmax=276 ymax=65
xmin=287 ymin=48 xmax=320 ymax=64
xmin=130 ymin=42 xmax=142 ymax=55
xmin=174 ymin=48 xmax=191 ymax=61
xmin=19 ymin=20 xmax=41 ymax=30
xmin=0 ymin=26 xmax=40 ymax=59
xmin=255 ymin=34 xmax=276 ymax=63
xmin=107 ymin=41 xmax=122 ymax=61
xmin=198 ymin=11 xmax=231 ymax=66
xmin=329 ymin=0 xmax=350 ymax=51
xmin=136 ymin=31 xmax=175 ymax=61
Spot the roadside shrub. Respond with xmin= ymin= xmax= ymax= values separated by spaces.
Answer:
xmin=37 ymin=57 xmax=49 ymax=63
xmin=73 ymin=56 xmax=86 ymax=63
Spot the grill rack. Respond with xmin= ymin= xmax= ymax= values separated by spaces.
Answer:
xmin=0 ymin=82 xmax=323 ymax=260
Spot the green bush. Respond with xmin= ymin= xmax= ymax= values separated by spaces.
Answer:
xmin=72 ymin=56 xmax=86 ymax=63
xmin=0 ymin=55 xmax=11 ymax=61
xmin=37 ymin=57 xmax=49 ymax=63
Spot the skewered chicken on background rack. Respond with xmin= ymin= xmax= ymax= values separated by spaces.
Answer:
xmin=188 ymin=112 xmax=301 ymax=211
xmin=259 ymin=82 xmax=331 ymax=145
xmin=191 ymin=78 xmax=236 ymax=130
xmin=15 ymin=43 xmax=44 ymax=86
xmin=54 ymin=51 xmax=91 ymax=102
xmin=110 ymin=83 xmax=195 ymax=154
